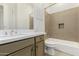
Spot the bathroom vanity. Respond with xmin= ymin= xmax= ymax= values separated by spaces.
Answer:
xmin=0 ymin=32 xmax=45 ymax=56
xmin=0 ymin=3 xmax=45 ymax=56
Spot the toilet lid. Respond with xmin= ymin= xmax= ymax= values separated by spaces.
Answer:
xmin=45 ymin=38 xmax=58 ymax=47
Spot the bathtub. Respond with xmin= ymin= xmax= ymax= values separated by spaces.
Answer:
xmin=45 ymin=38 xmax=79 ymax=56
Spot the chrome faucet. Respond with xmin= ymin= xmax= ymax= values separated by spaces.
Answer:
xmin=0 ymin=25 xmax=17 ymax=36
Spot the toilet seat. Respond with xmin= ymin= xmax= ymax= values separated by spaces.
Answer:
xmin=45 ymin=38 xmax=59 ymax=47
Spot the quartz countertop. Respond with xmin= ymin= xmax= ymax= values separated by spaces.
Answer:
xmin=0 ymin=32 xmax=46 ymax=45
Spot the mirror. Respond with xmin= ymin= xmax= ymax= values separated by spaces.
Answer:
xmin=16 ymin=3 xmax=34 ymax=29
xmin=0 ymin=5 xmax=3 ymax=29
xmin=0 ymin=3 xmax=34 ymax=30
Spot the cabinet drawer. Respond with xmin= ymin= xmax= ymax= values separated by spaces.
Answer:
xmin=0 ymin=38 xmax=34 ymax=55
xmin=36 ymin=41 xmax=44 ymax=56
xmin=36 ymin=35 xmax=44 ymax=42
xmin=9 ymin=45 xmax=35 ymax=56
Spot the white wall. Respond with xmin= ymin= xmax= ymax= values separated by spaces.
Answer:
xmin=3 ymin=3 xmax=10 ymax=29
xmin=8 ymin=4 xmax=17 ymax=29
xmin=46 ymin=3 xmax=79 ymax=14
xmin=17 ymin=3 xmax=33 ymax=29
xmin=33 ymin=4 xmax=45 ymax=32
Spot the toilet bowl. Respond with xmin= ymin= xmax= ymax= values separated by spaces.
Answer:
xmin=45 ymin=38 xmax=56 ymax=55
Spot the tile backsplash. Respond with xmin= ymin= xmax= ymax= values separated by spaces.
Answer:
xmin=45 ymin=7 xmax=79 ymax=42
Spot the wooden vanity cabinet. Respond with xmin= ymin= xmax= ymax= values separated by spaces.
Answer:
xmin=35 ymin=35 xmax=44 ymax=56
xmin=0 ymin=35 xmax=45 ymax=56
xmin=0 ymin=38 xmax=34 ymax=56
xmin=36 ymin=41 xmax=44 ymax=56
xmin=9 ymin=45 xmax=35 ymax=56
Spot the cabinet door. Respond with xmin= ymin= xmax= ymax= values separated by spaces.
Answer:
xmin=9 ymin=45 xmax=35 ymax=56
xmin=36 ymin=41 xmax=44 ymax=56
xmin=36 ymin=35 xmax=44 ymax=42
xmin=0 ymin=38 xmax=34 ymax=55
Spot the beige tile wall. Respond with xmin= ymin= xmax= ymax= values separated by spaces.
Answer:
xmin=45 ymin=11 xmax=52 ymax=37
xmin=45 ymin=7 xmax=79 ymax=42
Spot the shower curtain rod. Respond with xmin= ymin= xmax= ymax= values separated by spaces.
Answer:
xmin=44 ymin=3 xmax=56 ymax=9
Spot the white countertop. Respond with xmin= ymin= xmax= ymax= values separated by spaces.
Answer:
xmin=0 ymin=32 xmax=46 ymax=45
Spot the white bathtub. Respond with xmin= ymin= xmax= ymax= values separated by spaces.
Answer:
xmin=45 ymin=38 xmax=79 ymax=56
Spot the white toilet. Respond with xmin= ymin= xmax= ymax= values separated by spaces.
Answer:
xmin=45 ymin=38 xmax=55 ymax=56
xmin=45 ymin=38 xmax=75 ymax=56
